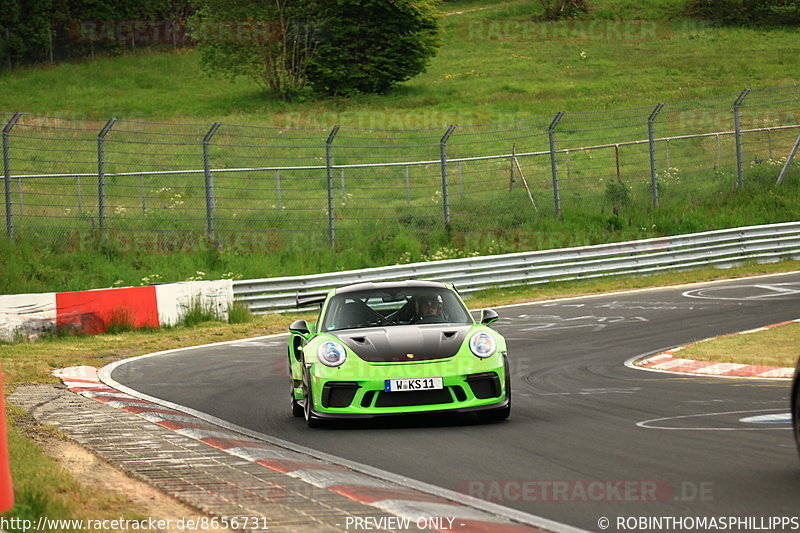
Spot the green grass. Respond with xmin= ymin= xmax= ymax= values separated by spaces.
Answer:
xmin=1 ymin=166 xmax=798 ymax=295
xmin=0 ymin=0 xmax=798 ymax=298
xmin=675 ymin=322 xmax=800 ymax=368
xmin=0 ymin=0 xmax=798 ymax=124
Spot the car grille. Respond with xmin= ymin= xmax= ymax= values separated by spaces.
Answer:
xmin=322 ymin=382 xmax=360 ymax=408
xmin=375 ymin=388 xmax=453 ymax=407
xmin=466 ymin=372 xmax=502 ymax=399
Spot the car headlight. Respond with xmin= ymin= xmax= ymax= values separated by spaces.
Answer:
xmin=317 ymin=340 xmax=347 ymax=367
xmin=469 ymin=332 xmax=496 ymax=358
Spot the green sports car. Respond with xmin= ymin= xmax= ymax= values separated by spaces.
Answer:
xmin=288 ymin=281 xmax=511 ymax=427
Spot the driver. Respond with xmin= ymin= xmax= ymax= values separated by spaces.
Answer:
xmin=417 ymin=295 xmax=443 ymax=319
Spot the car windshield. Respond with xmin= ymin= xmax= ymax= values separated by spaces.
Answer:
xmin=321 ymin=287 xmax=473 ymax=331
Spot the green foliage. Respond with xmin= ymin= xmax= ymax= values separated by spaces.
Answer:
xmin=538 ymin=0 xmax=590 ymax=20
xmin=180 ymin=297 xmax=220 ymax=326
xmin=685 ymin=0 xmax=800 ymax=26
xmin=604 ymin=179 xmax=631 ymax=207
xmin=305 ymin=0 xmax=441 ymax=95
xmin=190 ymin=0 xmax=319 ymax=97
xmin=0 ymin=0 xmax=188 ymax=69
xmin=190 ymin=0 xmax=442 ymax=97
xmin=227 ymin=301 xmax=253 ymax=324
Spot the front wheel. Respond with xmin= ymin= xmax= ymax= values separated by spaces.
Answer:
xmin=477 ymin=403 xmax=511 ymax=422
xmin=291 ymin=387 xmax=303 ymax=417
xmin=302 ymin=367 xmax=322 ymax=428
xmin=290 ymin=356 xmax=303 ymax=417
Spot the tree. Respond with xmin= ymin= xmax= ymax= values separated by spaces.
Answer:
xmin=306 ymin=0 xmax=441 ymax=96
xmin=191 ymin=0 xmax=320 ymax=97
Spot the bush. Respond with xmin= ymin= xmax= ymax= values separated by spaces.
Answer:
xmin=685 ymin=0 xmax=800 ymax=26
xmin=306 ymin=0 xmax=441 ymax=95
xmin=191 ymin=0 xmax=318 ymax=97
xmin=539 ymin=0 xmax=589 ymax=20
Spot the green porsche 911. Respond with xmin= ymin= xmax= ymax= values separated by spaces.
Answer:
xmin=287 ymin=280 xmax=511 ymax=427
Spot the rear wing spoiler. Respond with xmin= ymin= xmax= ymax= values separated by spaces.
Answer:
xmin=296 ymin=291 xmax=327 ymax=309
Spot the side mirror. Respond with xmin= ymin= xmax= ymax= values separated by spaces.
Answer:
xmin=289 ymin=320 xmax=310 ymax=335
xmin=480 ymin=309 xmax=499 ymax=326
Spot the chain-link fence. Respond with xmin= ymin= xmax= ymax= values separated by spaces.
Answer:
xmin=2 ymin=85 xmax=800 ymax=252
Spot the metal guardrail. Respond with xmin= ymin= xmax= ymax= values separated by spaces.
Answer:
xmin=232 ymin=221 xmax=800 ymax=313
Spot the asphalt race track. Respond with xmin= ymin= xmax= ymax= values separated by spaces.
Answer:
xmin=110 ymin=272 xmax=800 ymax=532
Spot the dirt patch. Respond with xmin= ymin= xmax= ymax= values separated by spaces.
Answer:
xmin=41 ymin=433 xmax=233 ymax=533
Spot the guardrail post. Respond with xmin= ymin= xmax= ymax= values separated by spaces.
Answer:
xmin=326 ymin=125 xmax=340 ymax=248
xmin=97 ymin=117 xmax=117 ymax=239
xmin=776 ymin=133 xmax=800 ymax=186
xmin=440 ymin=125 xmax=456 ymax=225
xmin=3 ymin=112 xmax=22 ymax=238
xmin=548 ymin=112 xmax=564 ymax=217
xmin=203 ymin=122 xmax=221 ymax=241
xmin=734 ymin=88 xmax=751 ymax=189
xmin=648 ymin=104 xmax=664 ymax=207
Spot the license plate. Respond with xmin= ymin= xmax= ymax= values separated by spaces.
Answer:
xmin=385 ymin=377 xmax=443 ymax=392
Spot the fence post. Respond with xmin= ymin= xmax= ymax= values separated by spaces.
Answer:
xmin=440 ymin=125 xmax=456 ymax=225
xmin=3 ymin=112 xmax=22 ymax=238
xmin=203 ymin=122 xmax=221 ymax=241
xmin=548 ymin=112 xmax=565 ymax=217
xmin=734 ymin=88 xmax=751 ymax=189
xmin=97 ymin=118 xmax=117 ymax=239
xmin=405 ymin=165 xmax=411 ymax=205
xmin=776 ymin=133 xmax=800 ymax=186
xmin=648 ymin=103 xmax=664 ymax=207
xmin=276 ymin=170 xmax=282 ymax=209
xmin=326 ymin=125 xmax=340 ymax=248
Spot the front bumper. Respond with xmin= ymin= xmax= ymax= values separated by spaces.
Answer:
xmin=305 ymin=354 xmax=509 ymax=419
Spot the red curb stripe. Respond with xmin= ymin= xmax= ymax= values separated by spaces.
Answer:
xmin=91 ymin=395 xmax=155 ymax=405
xmin=329 ymin=484 xmax=455 ymax=505
xmin=255 ymin=459 xmax=346 ymax=473
xmin=200 ymin=437 xmax=274 ymax=450
xmin=157 ymin=420 xmax=222 ymax=431
xmin=668 ymin=360 xmax=718 ymax=373
xmin=640 ymin=356 xmax=678 ymax=367
xmin=762 ymin=320 xmax=793 ymax=330
xmin=449 ymin=519 xmax=546 ymax=533
xmin=62 ymin=378 xmax=103 ymax=385
xmin=724 ymin=365 xmax=777 ymax=376
xmin=69 ymin=386 xmax=114 ymax=393
xmin=120 ymin=405 xmax=189 ymax=416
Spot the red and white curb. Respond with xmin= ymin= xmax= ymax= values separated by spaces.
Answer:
xmin=54 ymin=366 xmax=575 ymax=533
xmin=630 ymin=319 xmax=799 ymax=379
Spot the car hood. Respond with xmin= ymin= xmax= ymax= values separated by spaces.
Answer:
xmin=334 ymin=324 xmax=471 ymax=362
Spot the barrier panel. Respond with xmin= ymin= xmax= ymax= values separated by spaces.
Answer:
xmin=0 ymin=365 xmax=13 ymax=513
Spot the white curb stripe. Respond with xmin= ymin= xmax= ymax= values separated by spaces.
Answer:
xmin=290 ymin=469 xmax=394 ymax=489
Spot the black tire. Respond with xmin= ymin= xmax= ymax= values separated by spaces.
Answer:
xmin=289 ymin=354 xmax=303 ymax=417
xmin=477 ymin=403 xmax=511 ymax=422
xmin=302 ymin=367 xmax=322 ymax=428
xmin=291 ymin=385 xmax=303 ymax=418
